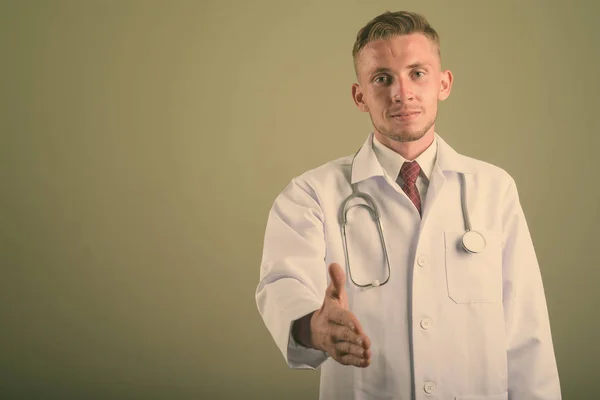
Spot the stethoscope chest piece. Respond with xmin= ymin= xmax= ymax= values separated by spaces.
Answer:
xmin=462 ymin=230 xmax=486 ymax=254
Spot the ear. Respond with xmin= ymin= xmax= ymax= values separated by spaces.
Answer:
xmin=352 ymin=83 xmax=369 ymax=112
xmin=438 ymin=69 xmax=453 ymax=101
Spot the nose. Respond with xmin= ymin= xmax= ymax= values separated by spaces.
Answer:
xmin=391 ymin=78 xmax=414 ymax=103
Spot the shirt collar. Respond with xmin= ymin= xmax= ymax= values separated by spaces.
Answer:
xmin=372 ymin=133 xmax=438 ymax=182
xmin=350 ymin=132 xmax=475 ymax=184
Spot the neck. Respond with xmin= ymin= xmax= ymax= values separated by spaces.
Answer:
xmin=374 ymin=130 xmax=435 ymax=161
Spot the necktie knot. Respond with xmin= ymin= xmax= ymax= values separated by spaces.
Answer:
xmin=400 ymin=161 xmax=421 ymax=184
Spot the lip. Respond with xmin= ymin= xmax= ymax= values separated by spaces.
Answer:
xmin=390 ymin=111 xmax=420 ymax=121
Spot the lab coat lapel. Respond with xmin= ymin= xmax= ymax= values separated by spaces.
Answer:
xmin=421 ymin=133 xmax=475 ymax=223
xmin=350 ymin=132 xmax=475 ymax=221
xmin=421 ymin=164 xmax=446 ymax=223
xmin=350 ymin=132 xmax=384 ymax=185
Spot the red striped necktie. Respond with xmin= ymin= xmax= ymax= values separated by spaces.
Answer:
xmin=398 ymin=161 xmax=422 ymax=216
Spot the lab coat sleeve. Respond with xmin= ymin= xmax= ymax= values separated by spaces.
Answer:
xmin=255 ymin=177 xmax=330 ymax=369
xmin=501 ymin=176 xmax=562 ymax=399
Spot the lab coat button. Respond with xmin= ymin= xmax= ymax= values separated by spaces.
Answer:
xmin=420 ymin=318 xmax=432 ymax=330
xmin=417 ymin=255 xmax=427 ymax=267
xmin=423 ymin=382 xmax=436 ymax=394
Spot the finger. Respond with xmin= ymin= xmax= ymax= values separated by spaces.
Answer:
xmin=334 ymin=341 xmax=369 ymax=360
xmin=360 ymin=333 xmax=372 ymax=350
xmin=337 ymin=353 xmax=370 ymax=368
xmin=330 ymin=323 xmax=363 ymax=346
xmin=326 ymin=263 xmax=346 ymax=300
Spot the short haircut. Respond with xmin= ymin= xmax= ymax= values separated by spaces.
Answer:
xmin=352 ymin=11 xmax=441 ymax=74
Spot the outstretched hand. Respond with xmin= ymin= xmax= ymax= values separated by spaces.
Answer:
xmin=310 ymin=263 xmax=371 ymax=367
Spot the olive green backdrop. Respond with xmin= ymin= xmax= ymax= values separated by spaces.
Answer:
xmin=1 ymin=0 xmax=598 ymax=399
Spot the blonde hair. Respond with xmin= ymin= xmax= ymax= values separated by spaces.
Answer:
xmin=352 ymin=11 xmax=441 ymax=72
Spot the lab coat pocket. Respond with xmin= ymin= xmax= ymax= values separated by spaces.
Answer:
xmin=444 ymin=230 xmax=503 ymax=304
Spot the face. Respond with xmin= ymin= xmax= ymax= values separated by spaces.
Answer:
xmin=352 ymin=33 xmax=453 ymax=144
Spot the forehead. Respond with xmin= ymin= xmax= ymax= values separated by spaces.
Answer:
xmin=357 ymin=33 xmax=439 ymax=74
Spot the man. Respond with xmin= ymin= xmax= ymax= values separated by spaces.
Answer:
xmin=256 ymin=10 xmax=561 ymax=400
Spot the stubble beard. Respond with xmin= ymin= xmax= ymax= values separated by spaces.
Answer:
xmin=372 ymin=112 xmax=437 ymax=143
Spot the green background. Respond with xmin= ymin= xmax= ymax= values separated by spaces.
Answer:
xmin=1 ymin=0 xmax=598 ymax=398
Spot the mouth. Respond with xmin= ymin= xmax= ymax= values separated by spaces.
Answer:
xmin=390 ymin=111 xmax=420 ymax=122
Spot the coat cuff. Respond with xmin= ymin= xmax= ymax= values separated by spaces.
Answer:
xmin=286 ymin=320 xmax=329 ymax=369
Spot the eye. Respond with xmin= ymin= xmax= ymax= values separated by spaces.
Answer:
xmin=414 ymin=71 xmax=426 ymax=78
xmin=374 ymin=75 xmax=391 ymax=85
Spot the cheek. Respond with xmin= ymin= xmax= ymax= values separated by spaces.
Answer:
xmin=363 ymin=96 xmax=385 ymax=115
xmin=368 ymin=91 xmax=391 ymax=110
xmin=424 ymin=86 xmax=441 ymax=107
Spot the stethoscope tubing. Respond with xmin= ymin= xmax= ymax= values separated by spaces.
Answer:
xmin=341 ymin=151 xmax=485 ymax=288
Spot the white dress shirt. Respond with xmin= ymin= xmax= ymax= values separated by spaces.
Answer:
xmin=371 ymin=133 xmax=438 ymax=207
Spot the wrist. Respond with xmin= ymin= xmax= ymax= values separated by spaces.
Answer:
xmin=292 ymin=311 xmax=316 ymax=349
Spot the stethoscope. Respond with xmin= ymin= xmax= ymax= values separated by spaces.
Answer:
xmin=340 ymin=154 xmax=486 ymax=288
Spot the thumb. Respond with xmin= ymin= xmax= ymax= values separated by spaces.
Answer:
xmin=326 ymin=263 xmax=347 ymax=300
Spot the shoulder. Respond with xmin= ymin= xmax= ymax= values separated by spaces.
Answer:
xmin=457 ymin=153 xmax=521 ymax=206
xmin=269 ymin=154 xmax=354 ymax=209
xmin=436 ymin=134 xmax=517 ymax=192
xmin=300 ymin=154 xmax=353 ymax=182
xmin=285 ymin=154 xmax=354 ymax=192
xmin=466 ymin=155 xmax=514 ymax=181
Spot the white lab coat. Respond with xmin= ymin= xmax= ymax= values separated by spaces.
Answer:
xmin=256 ymin=132 xmax=561 ymax=400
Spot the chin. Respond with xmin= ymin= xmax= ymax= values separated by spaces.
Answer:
xmin=381 ymin=128 xmax=428 ymax=143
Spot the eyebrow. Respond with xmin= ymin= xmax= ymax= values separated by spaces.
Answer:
xmin=369 ymin=63 xmax=432 ymax=77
